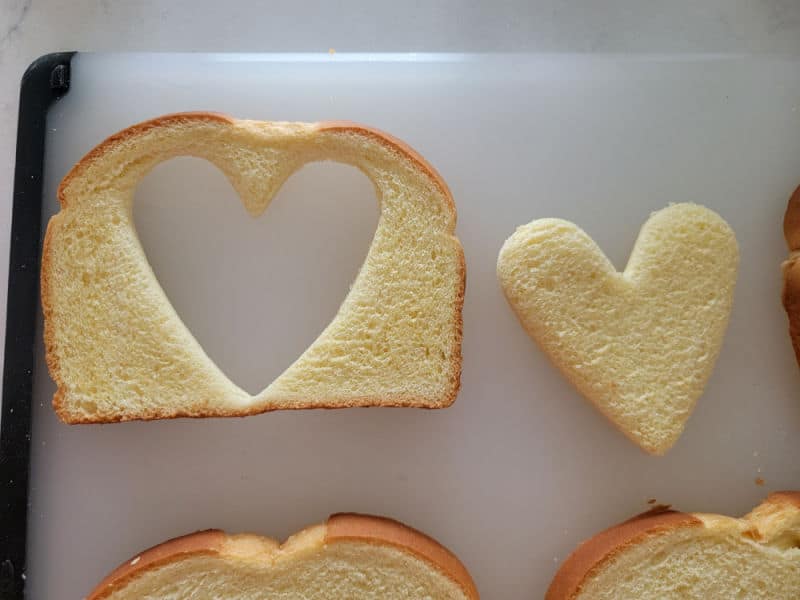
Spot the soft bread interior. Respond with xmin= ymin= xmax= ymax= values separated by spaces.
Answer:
xmin=497 ymin=203 xmax=738 ymax=454
xmin=577 ymin=521 xmax=800 ymax=599
xmin=43 ymin=114 xmax=464 ymax=422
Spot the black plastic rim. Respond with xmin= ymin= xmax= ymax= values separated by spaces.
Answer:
xmin=0 ymin=51 xmax=75 ymax=599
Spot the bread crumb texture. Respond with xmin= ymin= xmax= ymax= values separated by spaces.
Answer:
xmin=497 ymin=203 xmax=738 ymax=454
xmin=43 ymin=114 xmax=465 ymax=422
xmin=547 ymin=492 xmax=800 ymax=600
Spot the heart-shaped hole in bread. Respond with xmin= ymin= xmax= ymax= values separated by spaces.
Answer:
xmin=134 ymin=158 xmax=378 ymax=395
xmin=42 ymin=113 xmax=465 ymax=423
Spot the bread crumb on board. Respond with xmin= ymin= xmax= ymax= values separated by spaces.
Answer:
xmin=755 ymin=477 xmax=765 ymax=486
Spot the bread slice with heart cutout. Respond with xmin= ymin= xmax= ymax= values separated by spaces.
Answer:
xmin=546 ymin=492 xmax=800 ymax=599
xmin=497 ymin=203 xmax=738 ymax=454
xmin=42 ymin=113 xmax=465 ymax=423
xmin=86 ymin=513 xmax=479 ymax=599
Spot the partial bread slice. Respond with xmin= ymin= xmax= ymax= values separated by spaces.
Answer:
xmin=497 ymin=203 xmax=739 ymax=454
xmin=781 ymin=183 xmax=800 ymax=366
xmin=547 ymin=492 xmax=800 ymax=600
xmin=87 ymin=514 xmax=479 ymax=599
xmin=42 ymin=113 xmax=465 ymax=423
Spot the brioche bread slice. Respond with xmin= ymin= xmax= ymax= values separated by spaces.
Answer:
xmin=497 ymin=203 xmax=739 ymax=454
xmin=546 ymin=492 xmax=800 ymax=599
xmin=782 ymin=183 xmax=800 ymax=366
xmin=42 ymin=113 xmax=465 ymax=423
xmin=86 ymin=514 xmax=479 ymax=599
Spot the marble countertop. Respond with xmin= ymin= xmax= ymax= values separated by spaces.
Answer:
xmin=2 ymin=0 xmax=800 ymax=385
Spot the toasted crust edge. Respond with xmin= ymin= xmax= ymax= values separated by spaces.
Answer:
xmin=56 ymin=112 xmax=234 ymax=208
xmin=326 ymin=513 xmax=479 ymax=599
xmin=53 ymin=391 xmax=458 ymax=424
xmin=86 ymin=529 xmax=226 ymax=600
xmin=783 ymin=184 xmax=800 ymax=252
xmin=782 ymin=184 xmax=800 ymax=367
xmin=545 ymin=507 xmax=702 ymax=600
xmin=41 ymin=214 xmax=65 ymax=417
xmin=770 ymin=490 xmax=800 ymax=507
xmin=85 ymin=514 xmax=477 ymax=600
xmin=43 ymin=112 xmax=464 ymax=422
xmin=546 ymin=492 xmax=800 ymax=600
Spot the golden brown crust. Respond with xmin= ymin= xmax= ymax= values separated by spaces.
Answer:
xmin=62 ymin=116 xmax=453 ymax=215
xmin=55 ymin=390 xmax=458 ymax=424
xmin=43 ymin=112 xmax=464 ymax=422
xmin=40 ymin=216 xmax=63 ymax=416
xmin=87 ymin=530 xmax=226 ymax=600
xmin=85 ymin=516 xmax=477 ymax=599
xmin=767 ymin=490 xmax=800 ymax=509
xmin=446 ymin=247 xmax=466 ymax=407
xmin=57 ymin=112 xmax=233 ymax=208
xmin=781 ymin=259 xmax=800 ymax=365
xmin=547 ymin=492 xmax=800 ymax=600
xmin=783 ymin=184 xmax=800 ymax=252
xmin=782 ymin=185 xmax=800 ymax=367
xmin=315 ymin=121 xmax=455 ymax=214
xmin=545 ymin=508 xmax=701 ymax=600
xmin=326 ymin=513 xmax=479 ymax=599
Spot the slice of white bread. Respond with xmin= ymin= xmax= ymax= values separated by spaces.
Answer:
xmin=86 ymin=513 xmax=479 ymax=599
xmin=546 ymin=492 xmax=800 ymax=599
xmin=42 ymin=113 xmax=465 ymax=423
xmin=782 ymin=183 xmax=800 ymax=366
xmin=496 ymin=203 xmax=739 ymax=454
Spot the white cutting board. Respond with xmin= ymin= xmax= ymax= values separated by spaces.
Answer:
xmin=26 ymin=53 xmax=800 ymax=599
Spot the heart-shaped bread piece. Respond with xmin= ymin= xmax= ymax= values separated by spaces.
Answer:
xmin=42 ymin=113 xmax=465 ymax=423
xmin=86 ymin=514 xmax=479 ymax=599
xmin=497 ymin=203 xmax=738 ymax=455
xmin=546 ymin=492 xmax=800 ymax=599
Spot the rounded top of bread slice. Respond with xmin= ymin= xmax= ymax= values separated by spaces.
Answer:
xmin=546 ymin=492 xmax=800 ymax=600
xmin=58 ymin=113 xmax=455 ymax=214
xmin=87 ymin=514 xmax=479 ymax=599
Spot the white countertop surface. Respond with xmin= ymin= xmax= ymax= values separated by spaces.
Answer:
xmin=3 ymin=1 xmax=800 ymax=384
